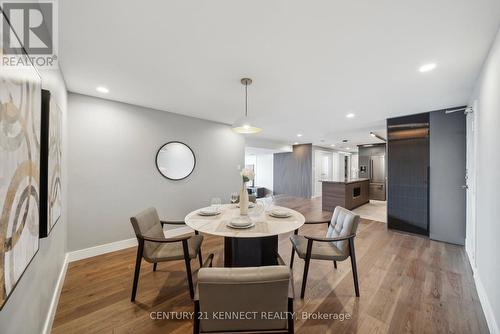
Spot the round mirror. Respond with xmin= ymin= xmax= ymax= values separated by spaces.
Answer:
xmin=156 ymin=141 xmax=196 ymax=180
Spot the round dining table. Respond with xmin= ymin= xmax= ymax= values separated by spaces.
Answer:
xmin=185 ymin=203 xmax=305 ymax=267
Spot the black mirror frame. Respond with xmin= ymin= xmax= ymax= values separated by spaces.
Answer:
xmin=155 ymin=141 xmax=196 ymax=181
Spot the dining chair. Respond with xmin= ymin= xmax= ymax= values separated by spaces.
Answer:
xmin=129 ymin=207 xmax=203 ymax=301
xmin=289 ymin=206 xmax=360 ymax=298
xmin=193 ymin=256 xmax=294 ymax=334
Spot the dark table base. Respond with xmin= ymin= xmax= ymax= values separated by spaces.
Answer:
xmin=224 ymin=236 xmax=279 ymax=267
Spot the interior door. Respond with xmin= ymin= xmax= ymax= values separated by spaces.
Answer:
xmin=314 ymin=151 xmax=332 ymax=197
xmin=466 ymin=102 xmax=477 ymax=266
xmin=429 ymin=109 xmax=466 ymax=245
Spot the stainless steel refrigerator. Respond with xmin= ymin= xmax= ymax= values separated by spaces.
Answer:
xmin=369 ymin=156 xmax=385 ymax=200
xmin=359 ymin=155 xmax=386 ymax=200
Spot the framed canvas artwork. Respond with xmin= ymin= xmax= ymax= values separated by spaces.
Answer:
xmin=0 ymin=14 xmax=42 ymax=310
xmin=40 ymin=90 xmax=62 ymax=238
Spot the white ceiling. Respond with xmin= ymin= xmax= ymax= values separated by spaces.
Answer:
xmin=59 ymin=0 xmax=500 ymax=151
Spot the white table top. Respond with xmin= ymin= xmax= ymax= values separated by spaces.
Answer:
xmin=184 ymin=204 xmax=305 ymax=238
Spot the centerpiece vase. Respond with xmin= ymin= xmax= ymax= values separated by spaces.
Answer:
xmin=239 ymin=182 xmax=249 ymax=216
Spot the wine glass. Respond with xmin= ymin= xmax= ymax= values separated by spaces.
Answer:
xmin=230 ymin=192 xmax=239 ymax=204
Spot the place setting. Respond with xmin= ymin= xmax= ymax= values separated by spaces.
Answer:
xmin=267 ymin=207 xmax=293 ymax=219
xmin=226 ymin=216 xmax=255 ymax=229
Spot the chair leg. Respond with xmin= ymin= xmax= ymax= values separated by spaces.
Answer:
xmin=300 ymin=240 xmax=313 ymax=299
xmin=333 ymin=260 xmax=337 ymax=269
xmin=153 ymin=262 xmax=157 ymax=271
xmin=290 ymin=247 xmax=295 ymax=269
xmin=183 ymin=240 xmax=195 ymax=299
xmin=131 ymin=239 xmax=144 ymax=302
xmin=198 ymin=247 xmax=203 ymax=268
xmin=287 ymin=298 xmax=294 ymax=334
xmin=349 ymin=238 xmax=360 ymax=297
xmin=193 ymin=300 xmax=200 ymax=334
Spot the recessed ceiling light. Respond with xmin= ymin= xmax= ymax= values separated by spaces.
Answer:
xmin=297 ymin=134 xmax=303 ymax=137
xmin=294 ymin=142 xmax=299 ymax=145
xmin=345 ymin=147 xmax=351 ymax=150
xmin=346 ymin=113 xmax=355 ymax=118
xmin=330 ymin=144 xmax=335 ymax=147
xmin=419 ymin=63 xmax=436 ymax=73
xmin=96 ymin=86 xmax=109 ymax=93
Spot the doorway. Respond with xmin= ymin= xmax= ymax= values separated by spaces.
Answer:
xmin=466 ymin=102 xmax=477 ymax=267
xmin=314 ymin=150 xmax=332 ymax=197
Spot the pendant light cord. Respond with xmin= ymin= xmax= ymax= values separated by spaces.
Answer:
xmin=245 ymin=82 xmax=248 ymax=117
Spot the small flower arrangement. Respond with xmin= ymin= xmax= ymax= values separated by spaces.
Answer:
xmin=241 ymin=168 xmax=255 ymax=183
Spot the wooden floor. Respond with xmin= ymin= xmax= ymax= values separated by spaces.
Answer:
xmin=52 ymin=220 xmax=489 ymax=334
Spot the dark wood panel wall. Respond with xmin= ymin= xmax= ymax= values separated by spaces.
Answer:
xmin=387 ymin=113 xmax=430 ymax=236
xmin=273 ymin=144 xmax=312 ymax=198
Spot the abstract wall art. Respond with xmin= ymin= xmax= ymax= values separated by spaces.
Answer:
xmin=0 ymin=17 xmax=42 ymax=310
xmin=40 ymin=90 xmax=62 ymax=238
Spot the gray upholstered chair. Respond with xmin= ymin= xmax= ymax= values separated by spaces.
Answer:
xmin=129 ymin=207 xmax=203 ymax=301
xmin=193 ymin=257 xmax=294 ymax=334
xmin=289 ymin=206 xmax=360 ymax=298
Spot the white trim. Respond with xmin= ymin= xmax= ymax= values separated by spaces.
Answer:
xmin=42 ymin=253 xmax=69 ymax=334
xmin=466 ymin=247 xmax=499 ymax=334
xmin=465 ymin=238 xmax=477 ymax=275
xmin=67 ymin=238 xmax=137 ymax=262
xmin=473 ymin=271 xmax=500 ymax=334
xmin=67 ymin=226 xmax=194 ymax=262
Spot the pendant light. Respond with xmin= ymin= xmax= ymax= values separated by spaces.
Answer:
xmin=232 ymin=78 xmax=262 ymax=134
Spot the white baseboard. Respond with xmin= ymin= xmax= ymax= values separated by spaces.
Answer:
xmin=67 ymin=226 xmax=194 ymax=262
xmin=465 ymin=249 xmax=499 ymax=334
xmin=42 ymin=253 xmax=69 ymax=334
xmin=474 ymin=271 xmax=499 ymax=334
xmin=465 ymin=240 xmax=477 ymax=274
xmin=67 ymin=238 xmax=137 ymax=262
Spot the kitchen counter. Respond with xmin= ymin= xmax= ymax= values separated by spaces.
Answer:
xmin=322 ymin=178 xmax=369 ymax=211
xmin=321 ymin=178 xmax=370 ymax=185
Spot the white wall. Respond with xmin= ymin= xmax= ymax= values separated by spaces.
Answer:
xmin=467 ymin=26 xmax=500 ymax=334
xmin=255 ymin=154 xmax=273 ymax=191
xmin=350 ymin=153 xmax=359 ymax=178
xmin=245 ymin=153 xmax=274 ymax=191
xmin=67 ymin=93 xmax=245 ymax=251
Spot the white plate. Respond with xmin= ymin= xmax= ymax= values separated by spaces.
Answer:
xmin=198 ymin=208 xmax=221 ymax=216
xmin=230 ymin=216 xmax=252 ymax=226
xmin=227 ymin=221 xmax=255 ymax=229
xmin=269 ymin=209 xmax=292 ymax=218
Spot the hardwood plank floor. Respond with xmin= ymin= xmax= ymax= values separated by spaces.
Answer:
xmin=52 ymin=220 xmax=488 ymax=333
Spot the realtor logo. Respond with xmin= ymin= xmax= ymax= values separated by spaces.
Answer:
xmin=1 ymin=0 xmax=58 ymax=67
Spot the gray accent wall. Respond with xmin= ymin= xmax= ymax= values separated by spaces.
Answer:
xmin=67 ymin=93 xmax=245 ymax=251
xmin=0 ymin=70 xmax=68 ymax=334
xmin=429 ymin=110 xmax=466 ymax=245
xmin=273 ymin=144 xmax=312 ymax=198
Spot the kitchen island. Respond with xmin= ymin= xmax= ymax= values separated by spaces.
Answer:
xmin=322 ymin=178 xmax=370 ymax=211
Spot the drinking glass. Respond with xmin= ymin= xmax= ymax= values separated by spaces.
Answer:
xmin=211 ymin=197 xmax=222 ymax=209
xmin=230 ymin=192 xmax=239 ymax=204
